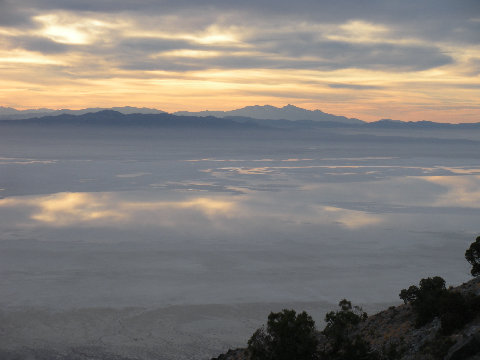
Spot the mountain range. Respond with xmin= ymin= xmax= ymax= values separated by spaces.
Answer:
xmin=0 ymin=105 xmax=361 ymax=124
xmin=174 ymin=104 xmax=363 ymax=124
xmin=1 ymin=105 xmax=479 ymax=129
xmin=0 ymin=106 xmax=165 ymax=120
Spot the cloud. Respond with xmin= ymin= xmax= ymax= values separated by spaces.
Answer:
xmin=2 ymin=8 xmax=456 ymax=74
xmin=0 ymin=0 xmax=33 ymax=27
xmin=3 ymin=1 xmax=479 ymax=49
xmin=8 ymin=35 xmax=71 ymax=54
xmin=88 ymin=27 xmax=453 ymax=73
xmin=328 ymin=83 xmax=383 ymax=90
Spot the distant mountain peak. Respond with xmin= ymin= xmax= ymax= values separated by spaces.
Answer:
xmin=174 ymin=104 xmax=363 ymax=124
xmin=1 ymin=104 xmax=364 ymax=125
xmin=242 ymin=104 xmax=278 ymax=110
xmin=282 ymin=104 xmax=301 ymax=110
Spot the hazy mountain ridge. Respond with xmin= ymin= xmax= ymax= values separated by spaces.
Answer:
xmin=0 ymin=106 xmax=165 ymax=120
xmin=0 ymin=110 xmax=261 ymax=129
xmin=1 ymin=104 xmax=362 ymax=124
xmin=1 ymin=109 xmax=480 ymax=130
xmin=174 ymin=104 xmax=363 ymax=124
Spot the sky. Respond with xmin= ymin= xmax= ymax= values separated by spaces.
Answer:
xmin=0 ymin=0 xmax=479 ymax=122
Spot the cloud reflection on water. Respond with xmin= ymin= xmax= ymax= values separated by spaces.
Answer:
xmin=0 ymin=173 xmax=479 ymax=232
xmin=0 ymin=190 xmax=386 ymax=233
xmin=0 ymin=166 xmax=478 ymax=311
xmin=320 ymin=206 xmax=383 ymax=229
xmin=422 ymin=175 xmax=480 ymax=208
xmin=0 ymin=192 xmax=238 ymax=228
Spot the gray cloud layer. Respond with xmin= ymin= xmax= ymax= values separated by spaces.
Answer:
xmin=0 ymin=0 xmax=479 ymax=102
xmin=4 ymin=0 xmax=479 ymax=29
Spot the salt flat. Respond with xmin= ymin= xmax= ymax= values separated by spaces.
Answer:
xmin=0 ymin=125 xmax=478 ymax=359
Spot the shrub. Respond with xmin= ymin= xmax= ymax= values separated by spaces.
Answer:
xmin=399 ymin=276 xmax=447 ymax=327
xmin=400 ymin=275 xmax=480 ymax=333
xmin=321 ymin=299 xmax=377 ymax=360
xmin=323 ymin=299 xmax=367 ymax=348
xmin=247 ymin=309 xmax=319 ymax=360
xmin=399 ymin=285 xmax=419 ymax=304
xmin=465 ymin=236 xmax=480 ymax=276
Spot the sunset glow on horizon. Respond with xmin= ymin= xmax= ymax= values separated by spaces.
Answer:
xmin=1 ymin=1 xmax=479 ymax=122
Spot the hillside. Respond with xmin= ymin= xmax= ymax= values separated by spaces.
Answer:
xmin=212 ymin=277 xmax=480 ymax=360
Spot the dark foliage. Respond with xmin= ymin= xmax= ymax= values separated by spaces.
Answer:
xmin=399 ymin=276 xmax=447 ymax=327
xmin=336 ymin=335 xmax=378 ymax=360
xmin=438 ymin=291 xmax=474 ymax=335
xmin=400 ymin=275 xmax=479 ymax=334
xmin=248 ymin=327 xmax=272 ymax=360
xmin=323 ymin=299 xmax=367 ymax=348
xmin=247 ymin=309 xmax=319 ymax=360
xmin=321 ymin=300 xmax=379 ymax=360
xmin=465 ymin=236 xmax=480 ymax=277
xmin=399 ymin=285 xmax=418 ymax=304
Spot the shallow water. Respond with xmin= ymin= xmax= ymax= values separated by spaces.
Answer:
xmin=0 ymin=126 xmax=478 ymax=358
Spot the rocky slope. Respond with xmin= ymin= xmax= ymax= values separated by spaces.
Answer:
xmin=212 ymin=277 xmax=480 ymax=360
